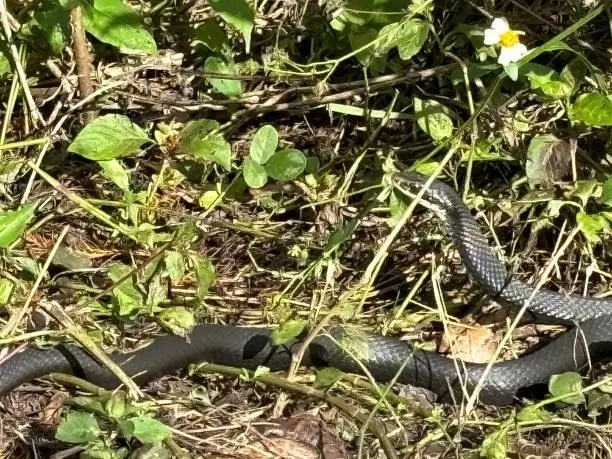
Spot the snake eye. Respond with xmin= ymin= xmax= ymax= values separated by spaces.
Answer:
xmin=242 ymin=334 xmax=270 ymax=359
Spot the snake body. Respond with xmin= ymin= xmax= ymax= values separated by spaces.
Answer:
xmin=2 ymin=171 xmax=612 ymax=406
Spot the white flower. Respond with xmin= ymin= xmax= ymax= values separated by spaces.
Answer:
xmin=484 ymin=17 xmax=528 ymax=66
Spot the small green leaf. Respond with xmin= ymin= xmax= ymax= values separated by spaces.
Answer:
xmin=521 ymin=63 xmax=572 ymax=99
xmin=129 ymin=444 xmax=171 ymax=459
xmin=414 ymin=97 xmax=454 ymax=141
xmin=82 ymin=0 xmax=157 ymax=55
xmin=68 ymin=114 xmax=150 ymax=161
xmin=587 ymin=390 xmax=612 ymax=412
xmin=250 ymin=125 xmax=278 ymax=165
xmin=55 ymin=412 xmax=102 ymax=444
xmin=395 ymin=19 xmax=429 ymax=60
xmin=570 ymin=180 xmax=599 ymax=206
xmin=270 ymin=319 xmax=307 ymax=345
xmin=20 ymin=0 xmax=70 ymax=54
xmin=388 ymin=190 xmax=407 ymax=227
xmin=146 ymin=270 xmax=167 ymax=311
xmin=243 ymin=156 xmax=268 ymax=188
xmin=109 ymin=263 xmax=144 ymax=317
xmin=120 ymin=417 xmax=170 ymax=444
xmin=266 ymin=149 xmax=307 ymax=181
xmin=190 ymin=254 xmax=215 ymax=299
xmin=0 ymin=278 xmax=13 ymax=305
xmin=480 ymin=427 xmax=508 ymax=459
xmin=504 ymin=63 xmax=519 ymax=81
xmin=193 ymin=18 xmax=229 ymax=53
xmin=570 ymin=93 xmax=612 ymax=126
xmin=199 ymin=190 xmax=220 ymax=209
xmin=105 ymin=391 xmax=126 ymax=419
xmin=72 ymin=396 xmax=107 ymax=416
xmin=599 ymin=177 xmax=612 ymax=206
xmin=577 ymin=211 xmax=609 ymax=244
xmin=177 ymin=119 xmax=233 ymax=171
xmin=516 ymin=405 xmax=552 ymax=422
xmin=99 ymin=159 xmax=130 ymax=192
xmin=204 ymin=56 xmax=242 ymax=98
xmin=314 ymin=367 xmax=343 ymax=389
xmin=349 ymin=26 xmax=385 ymax=70
xmin=157 ymin=306 xmax=195 ymax=336
xmin=164 ymin=251 xmax=185 ymax=285
xmin=209 ymin=0 xmax=254 ymax=51
xmin=0 ymin=202 xmax=38 ymax=248
xmin=549 ymin=372 xmax=586 ymax=405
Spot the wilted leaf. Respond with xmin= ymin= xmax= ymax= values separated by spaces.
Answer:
xmin=68 ymin=114 xmax=150 ymax=161
xmin=525 ymin=134 xmax=571 ymax=186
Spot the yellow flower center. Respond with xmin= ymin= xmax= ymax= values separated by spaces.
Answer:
xmin=499 ymin=30 xmax=520 ymax=47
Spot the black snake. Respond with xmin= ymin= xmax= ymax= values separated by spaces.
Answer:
xmin=2 ymin=170 xmax=612 ymax=406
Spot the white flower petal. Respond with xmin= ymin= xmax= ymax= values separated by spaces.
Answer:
xmin=498 ymin=43 xmax=528 ymax=65
xmin=483 ymin=28 xmax=501 ymax=45
xmin=490 ymin=17 xmax=510 ymax=33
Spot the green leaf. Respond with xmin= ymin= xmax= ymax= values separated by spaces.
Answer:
xmin=105 ymin=391 xmax=126 ymax=419
xmin=266 ymin=149 xmax=307 ymax=181
xmin=388 ymin=189 xmax=407 ymax=227
xmin=0 ymin=278 xmax=13 ymax=305
xmin=243 ymin=156 xmax=268 ymax=188
xmin=209 ymin=0 xmax=254 ymax=52
xmin=314 ymin=367 xmax=344 ymax=389
xmin=349 ymin=26 xmax=385 ymax=70
xmin=177 ymin=119 xmax=233 ymax=171
xmin=145 ymin=270 xmax=167 ymax=311
xmin=570 ymin=93 xmax=612 ymax=126
xmin=157 ymin=306 xmax=195 ymax=336
xmin=109 ymin=263 xmax=144 ymax=317
xmin=0 ymin=202 xmax=38 ymax=248
xmin=516 ymin=405 xmax=552 ymax=422
xmin=560 ymin=58 xmax=587 ymax=95
xmin=521 ymin=63 xmax=572 ymax=99
xmin=68 ymin=114 xmax=150 ymax=161
xmin=570 ymin=180 xmax=598 ymax=206
xmin=121 ymin=417 xmax=170 ymax=444
xmin=55 ymin=412 xmax=102 ymax=444
xmin=395 ymin=19 xmax=429 ymax=60
xmin=129 ymin=444 xmax=170 ymax=459
xmin=525 ymin=134 xmax=571 ymax=186
xmin=270 ymin=319 xmax=307 ymax=345
xmin=250 ymin=125 xmax=278 ymax=165
xmin=204 ymin=56 xmax=242 ymax=98
xmin=190 ymin=254 xmax=215 ymax=299
xmin=577 ymin=211 xmax=609 ymax=244
xmin=99 ymin=159 xmax=130 ymax=192
xmin=414 ymin=97 xmax=454 ymax=141
xmin=193 ymin=19 xmax=229 ymax=53
xmin=480 ymin=427 xmax=508 ymax=459
xmin=504 ymin=63 xmax=519 ymax=81
xmin=20 ymin=0 xmax=70 ymax=55
xmin=600 ymin=177 xmax=612 ymax=206
xmin=549 ymin=372 xmax=586 ymax=405
xmin=82 ymin=0 xmax=157 ymax=55
xmin=164 ymin=251 xmax=185 ymax=285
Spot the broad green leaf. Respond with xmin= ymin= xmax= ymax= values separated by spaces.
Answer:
xmin=164 ymin=251 xmax=185 ymax=285
xmin=99 ymin=159 xmax=130 ymax=192
xmin=414 ymin=97 xmax=454 ymax=141
xmin=560 ymin=58 xmax=587 ymax=95
xmin=395 ymin=19 xmax=429 ymax=60
xmin=190 ymin=254 xmax=215 ymax=299
xmin=204 ymin=56 xmax=242 ymax=98
xmin=83 ymin=0 xmax=157 ymax=55
xmin=243 ymin=156 xmax=268 ymax=188
xmin=158 ymin=306 xmax=195 ymax=336
xmin=68 ymin=114 xmax=150 ymax=161
xmin=480 ymin=427 xmax=508 ymax=459
xmin=20 ymin=0 xmax=70 ymax=55
xmin=0 ymin=202 xmax=38 ymax=248
xmin=600 ymin=176 xmax=612 ymax=206
xmin=193 ymin=18 xmax=229 ymax=53
xmin=55 ymin=412 xmax=101 ymax=443
xmin=120 ymin=417 xmax=170 ymax=444
xmin=570 ymin=93 xmax=612 ymax=126
xmin=250 ymin=125 xmax=278 ymax=165
xmin=525 ymin=134 xmax=571 ymax=186
xmin=108 ymin=263 xmax=144 ymax=317
xmin=349 ymin=26 xmax=385 ymax=70
xmin=577 ymin=211 xmax=609 ymax=244
xmin=266 ymin=149 xmax=307 ymax=181
xmin=549 ymin=372 xmax=585 ymax=405
xmin=209 ymin=0 xmax=254 ymax=51
xmin=521 ymin=63 xmax=572 ymax=99
xmin=570 ymin=180 xmax=598 ymax=206
xmin=177 ymin=119 xmax=233 ymax=171
xmin=270 ymin=319 xmax=307 ymax=345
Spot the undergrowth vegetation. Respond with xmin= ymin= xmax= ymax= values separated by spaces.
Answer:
xmin=1 ymin=0 xmax=612 ymax=457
